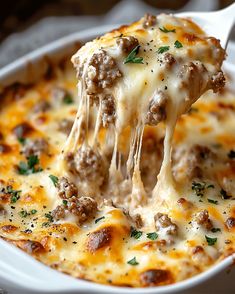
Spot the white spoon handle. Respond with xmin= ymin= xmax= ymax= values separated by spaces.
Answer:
xmin=177 ymin=2 xmax=235 ymax=48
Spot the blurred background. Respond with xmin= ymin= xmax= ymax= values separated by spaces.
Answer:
xmin=0 ymin=0 xmax=234 ymax=68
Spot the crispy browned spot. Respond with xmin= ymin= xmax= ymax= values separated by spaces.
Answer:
xmin=1 ymin=225 xmax=18 ymax=232
xmin=87 ymin=227 xmax=112 ymax=253
xmin=139 ymin=269 xmax=171 ymax=287
xmin=0 ymin=144 xmax=11 ymax=154
xmin=16 ymin=240 xmax=45 ymax=254
xmin=226 ymin=217 xmax=235 ymax=230
xmin=12 ymin=122 xmax=34 ymax=138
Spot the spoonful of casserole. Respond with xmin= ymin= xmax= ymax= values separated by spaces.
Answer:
xmin=59 ymin=9 xmax=233 ymax=225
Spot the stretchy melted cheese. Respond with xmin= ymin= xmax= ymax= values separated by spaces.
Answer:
xmin=68 ymin=14 xmax=225 ymax=225
xmin=0 ymin=14 xmax=234 ymax=288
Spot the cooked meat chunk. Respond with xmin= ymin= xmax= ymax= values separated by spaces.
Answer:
xmin=163 ymin=53 xmax=176 ymax=66
xmin=133 ymin=214 xmax=143 ymax=229
xmin=154 ymin=213 xmax=178 ymax=235
xmin=0 ymin=205 xmax=6 ymax=216
xmin=143 ymin=13 xmax=157 ymax=28
xmin=139 ymin=269 xmax=170 ymax=286
xmin=140 ymin=133 xmax=162 ymax=190
xmin=87 ymin=227 xmax=112 ymax=252
xmin=51 ymin=205 xmax=66 ymax=220
xmin=195 ymin=210 xmax=213 ymax=230
xmin=67 ymin=147 xmax=105 ymax=185
xmin=191 ymin=245 xmax=211 ymax=265
xmin=116 ymin=36 xmax=139 ymax=53
xmin=22 ymin=138 xmax=48 ymax=157
xmin=20 ymin=240 xmax=45 ymax=254
xmin=57 ymin=177 xmax=78 ymax=199
xmin=101 ymin=94 xmax=116 ymax=127
xmin=225 ymin=217 xmax=235 ymax=230
xmin=146 ymin=91 xmax=168 ymax=125
xmin=68 ymin=196 xmax=97 ymax=224
xmin=13 ymin=122 xmax=33 ymax=138
xmin=0 ymin=143 xmax=11 ymax=154
xmin=210 ymin=71 xmax=225 ymax=93
xmin=33 ymin=101 xmax=51 ymax=113
xmin=0 ymin=132 xmax=3 ymax=140
xmin=179 ymin=62 xmax=208 ymax=100
xmin=84 ymin=50 xmax=122 ymax=94
xmin=58 ymin=119 xmax=73 ymax=135
xmin=173 ymin=144 xmax=215 ymax=181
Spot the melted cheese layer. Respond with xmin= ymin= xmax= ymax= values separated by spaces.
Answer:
xmin=0 ymin=14 xmax=234 ymax=289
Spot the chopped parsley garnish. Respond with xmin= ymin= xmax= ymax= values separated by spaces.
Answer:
xmin=228 ymin=150 xmax=235 ymax=159
xmin=17 ymin=137 xmax=26 ymax=145
xmin=157 ymin=46 xmax=170 ymax=54
xmin=192 ymin=181 xmax=215 ymax=197
xmin=49 ymin=174 xmax=59 ymax=187
xmin=6 ymin=186 xmax=21 ymax=204
xmin=42 ymin=222 xmax=51 ymax=228
xmin=159 ymin=26 xmax=176 ymax=33
xmin=211 ymin=228 xmax=221 ymax=233
xmin=62 ymin=200 xmax=68 ymax=206
xmin=95 ymin=216 xmax=105 ymax=224
xmin=174 ymin=40 xmax=183 ymax=48
xmin=146 ymin=232 xmax=158 ymax=240
xmin=205 ymin=235 xmax=217 ymax=246
xmin=192 ymin=181 xmax=206 ymax=197
xmin=45 ymin=212 xmax=53 ymax=222
xmin=31 ymin=209 xmax=37 ymax=215
xmin=127 ymin=257 xmax=139 ymax=266
xmin=19 ymin=210 xmax=29 ymax=218
xmin=63 ymin=94 xmax=74 ymax=105
xmin=207 ymin=199 xmax=218 ymax=205
xmin=220 ymin=189 xmax=232 ymax=200
xmin=124 ymin=45 xmax=144 ymax=64
xmin=18 ymin=155 xmax=43 ymax=175
xmin=130 ymin=227 xmax=143 ymax=239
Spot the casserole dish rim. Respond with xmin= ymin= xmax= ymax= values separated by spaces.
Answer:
xmin=0 ymin=24 xmax=234 ymax=294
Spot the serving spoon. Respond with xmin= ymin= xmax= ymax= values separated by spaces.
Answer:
xmin=176 ymin=2 xmax=235 ymax=48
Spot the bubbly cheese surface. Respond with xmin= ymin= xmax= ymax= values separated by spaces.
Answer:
xmin=0 ymin=14 xmax=234 ymax=288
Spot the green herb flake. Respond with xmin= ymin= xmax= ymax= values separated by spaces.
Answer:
xmin=130 ymin=227 xmax=143 ymax=239
xmin=42 ymin=222 xmax=51 ymax=228
xmin=192 ymin=181 xmax=206 ymax=197
xmin=18 ymin=155 xmax=43 ymax=175
xmin=205 ymin=235 xmax=217 ymax=246
xmin=62 ymin=200 xmax=68 ymax=206
xmin=127 ymin=257 xmax=139 ymax=266
xmin=19 ymin=210 xmax=29 ymax=218
xmin=207 ymin=184 xmax=215 ymax=189
xmin=207 ymin=199 xmax=218 ymax=205
xmin=159 ymin=26 xmax=176 ymax=33
xmin=45 ymin=213 xmax=53 ymax=222
xmin=31 ymin=209 xmax=37 ymax=215
xmin=95 ymin=216 xmax=105 ymax=224
xmin=6 ymin=186 xmax=21 ymax=204
xmin=228 ymin=150 xmax=235 ymax=159
xmin=124 ymin=45 xmax=144 ymax=64
xmin=211 ymin=228 xmax=221 ymax=233
xmin=17 ymin=137 xmax=26 ymax=145
xmin=146 ymin=232 xmax=158 ymax=240
xmin=174 ymin=40 xmax=183 ymax=48
xmin=49 ymin=174 xmax=59 ymax=187
xmin=157 ymin=46 xmax=170 ymax=54
xmin=220 ymin=189 xmax=232 ymax=200
xmin=63 ymin=94 xmax=74 ymax=105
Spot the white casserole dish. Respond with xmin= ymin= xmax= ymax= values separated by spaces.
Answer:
xmin=0 ymin=24 xmax=234 ymax=294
